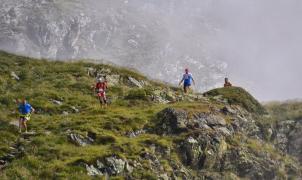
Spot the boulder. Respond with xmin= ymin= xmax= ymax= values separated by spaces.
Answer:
xmin=151 ymin=90 xmax=171 ymax=104
xmin=204 ymin=114 xmax=226 ymax=127
xmin=155 ymin=108 xmax=230 ymax=135
xmin=125 ymin=129 xmax=146 ymax=138
xmin=128 ymin=77 xmax=143 ymax=88
xmin=85 ymin=156 xmax=132 ymax=177
xmin=180 ymin=137 xmax=203 ymax=167
xmin=156 ymin=108 xmax=189 ymax=134
xmin=86 ymin=164 xmax=103 ymax=176
xmin=71 ymin=106 xmax=79 ymax=113
xmin=87 ymin=67 xmax=96 ymax=77
xmin=51 ymin=99 xmax=63 ymax=105
xmin=68 ymin=133 xmax=94 ymax=146
xmin=105 ymin=156 xmax=126 ymax=175
xmin=106 ymin=74 xmax=120 ymax=86
xmin=10 ymin=71 xmax=20 ymax=80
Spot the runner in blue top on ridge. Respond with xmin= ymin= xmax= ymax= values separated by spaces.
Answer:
xmin=179 ymin=68 xmax=195 ymax=93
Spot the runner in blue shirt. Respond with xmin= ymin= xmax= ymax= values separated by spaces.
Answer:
xmin=179 ymin=68 xmax=196 ymax=93
xmin=18 ymin=98 xmax=35 ymax=133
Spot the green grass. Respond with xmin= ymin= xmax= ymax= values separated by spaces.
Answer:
xmin=264 ymin=101 xmax=302 ymax=122
xmin=204 ymin=87 xmax=267 ymax=114
xmin=0 ymin=51 xmax=300 ymax=179
xmin=0 ymin=51 xmax=181 ymax=178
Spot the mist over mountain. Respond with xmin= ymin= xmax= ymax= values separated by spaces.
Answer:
xmin=1 ymin=0 xmax=301 ymax=101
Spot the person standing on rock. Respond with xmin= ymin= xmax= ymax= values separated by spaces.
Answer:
xmin=224 ymin=77 xmax=232 ymax=87
xmin=179 ymin=68 xmax=195 ymax=93
xmin=94 ymin=77 xmax=108 ymax=108
xmin=17 ymin=98 xmax=35 ymax=133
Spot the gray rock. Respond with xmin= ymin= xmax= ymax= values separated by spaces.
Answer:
xmin=125 ymin=162 xmax=133 ymax=173
xmin=97 ymin=160 xmax=105 ymax=169
xmin=106 ymin=74 xmax=120 ymax=86
xmin=51 ymin=99 xmax=63 ymax=105
xmin=87 ymin=67 xmax=96 ymax=77
xmin=217 ymin=127 xmax=231 ymax=136
xmin=156 ymin=108 xmax=189 ymax=134
xmin=126 ymin=129 xmax=146 ymax=138
xmin=0 ymin=160 xmax=7 ymax=170
xmin=180 ymin=137 xmax=203 ymax=168
xmin=71 ymin=106 xmax=79 ymax=113
xmin=10 ymin=72 xmax=20 ymax=80
xmin=204 ymin=114 xmax=226 ymax=126
xmin=105 ymin=156 xmax=127 ymax=175
xmin=221 ymin=106 xmax=237 ymax=115
xmin=86 ymin=164 xmax=103 ymax=176
xmin=62 ymin=111 xmax=69 ymax=115
xmin=68 ymin=133 xmax=94 ymax=146
xmin=159 ymin=173 xmax=169 ymax=180
xmin=128 ymin=77 xmax=143 ymax=88
xmin=288 ymin=124 xmax=302 ymax=162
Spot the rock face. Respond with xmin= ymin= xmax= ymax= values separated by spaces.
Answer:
xmin=68 ymin=133 xmax=94 ymax=147
xmin=85 ymin=155 xmax=132 ymax=176
xmin=127 ymin=77 xmax=144 ymax=88
xmin=273 ymin=119 xmax=302 ymax=162
xmin=153 ymin=106 xmax=301 ymax=179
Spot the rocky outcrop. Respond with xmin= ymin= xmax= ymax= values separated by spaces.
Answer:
xmin=127 ymin=77 xmax=144 ymax=88
xmin=0 ymin=142 xmax=24 ymax=170
xmin=154 ymin=105 xmax=263 ymax=140
xmin=85 ymin=155 xmax=133 ymax=176
xmin=153 ymin=106 xmax=301 ymax=179
xmin=10 ymin=72 xmax=20 ymax=81
xmin=273 ymin=119 xmax=302 ymax=162
xmin=68 ymin=133 xmax=94 ymax=147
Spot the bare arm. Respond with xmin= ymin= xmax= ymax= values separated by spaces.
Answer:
xmin=179 ymin=75 xmax=184 ymax=86
xmin=31 ymin=107 xmax=35 ymax=113
xmin=192 ymin=77 xmax=196 ymax=85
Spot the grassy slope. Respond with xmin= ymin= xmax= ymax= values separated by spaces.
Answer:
xmin=0 ymin=51 xmax=210 ymax=179
xmin=264 ymin=101 xmax=302 ymax=122
xmin=0 ymin=51 xmax=300 ymax=179
xmin=204 ymin=87 xmax=267 ymax=114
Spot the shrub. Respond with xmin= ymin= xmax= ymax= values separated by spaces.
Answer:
xmin=125 ymin=89 xmax=148 ymax=100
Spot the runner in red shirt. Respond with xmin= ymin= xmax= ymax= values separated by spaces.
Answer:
xmin=94 ymin=77 xmax=108 ymax=108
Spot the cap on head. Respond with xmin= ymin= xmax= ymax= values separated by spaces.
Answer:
xmin=98 ymin=77 xmax=104 ymax=83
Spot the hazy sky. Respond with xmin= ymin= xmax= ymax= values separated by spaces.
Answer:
xmin=60 ymin=0 xmax=302 ymax=101
xmin=202 ymin=0 xmax=302 ymax=101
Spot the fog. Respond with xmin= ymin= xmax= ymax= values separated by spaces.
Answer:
xmin=207 ymin=0 xmax=302 ymax=101
xmin=1 ymin=0 xmax=302 ymax=101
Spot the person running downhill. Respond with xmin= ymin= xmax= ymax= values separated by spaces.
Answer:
xmin=94 ymin=77 xmax=108 ymax=108
xmin=18 ymin=98 xmax=35 ymax=133
xmin=224 ymin=77 xmax=232 ymax=87
xmin=179 ymin=68 xmax=195 ymax=93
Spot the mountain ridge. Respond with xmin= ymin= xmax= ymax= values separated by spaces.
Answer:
xmin=0 ymin=51 xmax=301 ymax=179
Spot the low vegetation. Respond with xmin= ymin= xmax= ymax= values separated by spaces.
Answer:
xmin=0 ymin=51 xmax=300 ymax=179
xmin=204 ymin=87 xmax=267 ymax=114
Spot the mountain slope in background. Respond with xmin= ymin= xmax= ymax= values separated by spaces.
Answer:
xmin=0 ymin=51 xmax=301 ymax=179
xmin=0 ymin=0 xmax=226 ymax=93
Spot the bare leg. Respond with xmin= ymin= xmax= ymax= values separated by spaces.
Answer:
xmin=184 ymin=86 xmax=188 ymax=94
xmin=98 ymin=96 xmax=103 ymax=108
xmin=103 ymin=98 xmax=107 ymax=108
xmin=19 ymin=118 xmax=22 ymax=133
xmin=22 ymin=120 xmax=28 ymax=133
